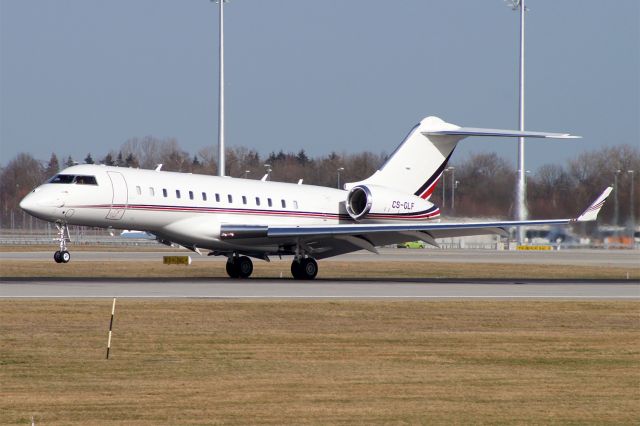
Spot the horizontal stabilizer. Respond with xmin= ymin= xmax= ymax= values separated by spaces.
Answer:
xmin=423 ymin=128 xmax=580 ymax=139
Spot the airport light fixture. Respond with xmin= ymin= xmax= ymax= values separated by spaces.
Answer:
xmin=244 ymin=170 xmax=251 ymax=179
xmin=505 ymin=0 xmax=528 ymax=244
xmin=337 ymin=167 xmax=345 ymax=189
xmin=264 ymin=164 xmax=272 ymax=181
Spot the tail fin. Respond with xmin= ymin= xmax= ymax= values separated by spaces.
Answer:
xmin=345 ymin=116 xmax=579 ymax=198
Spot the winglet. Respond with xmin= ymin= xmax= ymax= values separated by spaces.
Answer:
xmin=576 ymin=187 xmax=613 ymax=222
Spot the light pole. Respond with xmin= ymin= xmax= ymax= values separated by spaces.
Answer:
xmin=443 ymin=167 xmax=453 ymax=211
xmin=614 ymin=169 xmax=621 ymax=230
xmin=243 ymin=170 xmax=250 ymax=179
xmin=213 ymin=0 xmax=226 ymax=177
xmin=449 ymin=167 xmax=455 ymax=211
xmin=337 ymin=167 xmax=344 ymax=189
xmin=452 ymin=180 xmax=460 ymax=212
xmin=629 ymin=170 xmax=635 ymax=235
xmin=507 ymin=0 xmax=528 ymax=244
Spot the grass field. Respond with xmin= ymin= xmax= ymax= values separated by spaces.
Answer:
xmin=1 ymin=259 xmax=639 ymax=280
xmin=1 ymin=300 xmax=639 ymax=424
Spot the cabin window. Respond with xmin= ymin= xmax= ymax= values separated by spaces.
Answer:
xmin=228 ymin=194 xmax=233 ymax=203
xmin=189 ymin=191 xmax=194 ymax=200
xmin=162 ymin=188 xmax=167 ymax=197
xmin=242 ymin=196 xmax=247 ymax=205
xmin=293 ymin=200 xmax=298 ymax=209
xmin=268 ymin=198 xmax=273 ymax=207
xmin=281 ymin=199 xmax=286 ymax=208
xmin=215 ymin=193 xmax=220 ymax=202
xmin=136 ymin=186 xmax=142 ymax=195
xmin=255 ymin=197 xmax=260 ymax=206
xmin=176 ymin=190 xmax=181 ymax=199
xmin=202 ymin=192 xmax=207 ymax=201
xmin=149 ymin=187 xmax=155 ymax=196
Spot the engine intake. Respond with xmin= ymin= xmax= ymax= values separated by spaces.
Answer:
xmin=346 ymin=185 xmax=372 ymax=220
xmin=345 ymin=184 xmax=437 ymax=221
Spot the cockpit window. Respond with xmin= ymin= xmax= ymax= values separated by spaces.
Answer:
xmin=48 ymin=174 xmax=75 ymax=184
xmin=75 ymin=175 xmax=97 ymax=185
xmin=48 ymin=174 xmax=98 ymax=185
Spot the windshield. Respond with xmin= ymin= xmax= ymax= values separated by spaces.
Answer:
xmin=48 ymin=174 xmax=98 ymax=185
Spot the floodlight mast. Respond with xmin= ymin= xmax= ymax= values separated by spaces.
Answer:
xmin=216 ymin=0 xmax=226 ymax=176
xmin=507 ymin=0 xmax=528 ymax=245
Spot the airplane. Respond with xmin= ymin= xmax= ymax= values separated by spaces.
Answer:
xmin=19 ymin=115 xmax=612 ymax=279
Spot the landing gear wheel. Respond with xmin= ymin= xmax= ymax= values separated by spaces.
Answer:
xmin=226 ymin=258 xmax=240 ymax=278
xmin=291 ymin=258 xmax=318 ymax=280
xmin=236 ymin=256 xmax=253 ymax=279
xmin=291 ymin=260 xmax=302 ymax=279
xmin=60 ymin=250 xmax=71 ymax=263
xmin=54 ymin=251 xmax=63 ymax=263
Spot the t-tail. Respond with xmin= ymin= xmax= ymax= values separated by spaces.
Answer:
xmin=345 ymin=116 xmax=580 ymax=198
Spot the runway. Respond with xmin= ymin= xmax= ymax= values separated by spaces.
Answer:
xmin=1 ymin=278 xmax=638 ymax=299
xmin=2 ymin=248 xmax=639 ymax=267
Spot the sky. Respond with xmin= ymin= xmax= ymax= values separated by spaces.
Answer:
xmin=1 ymin=0 xmax=638 ymax=171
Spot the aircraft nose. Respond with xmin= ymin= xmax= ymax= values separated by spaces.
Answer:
xmin=19 ymin=192 xmax=38 ymax=215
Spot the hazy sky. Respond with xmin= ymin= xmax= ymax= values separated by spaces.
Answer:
xmin=1 ymin=0 xmax=638 ymax=171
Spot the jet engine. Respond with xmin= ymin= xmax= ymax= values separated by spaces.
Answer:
xmin=345 ymin=184 xmax=438 ymax=221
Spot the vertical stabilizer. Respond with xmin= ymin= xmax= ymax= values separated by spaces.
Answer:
xmin=345 ymin=116 xmax=462 ymax=199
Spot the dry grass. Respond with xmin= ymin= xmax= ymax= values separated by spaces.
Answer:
xmin=1 ymin=259 xmax=638 ymax=280
xmin=1 ymin=300 xmax=638 ymax=424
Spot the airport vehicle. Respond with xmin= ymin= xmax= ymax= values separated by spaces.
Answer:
xmin=20 ymin=116 xmax=611 ymax=279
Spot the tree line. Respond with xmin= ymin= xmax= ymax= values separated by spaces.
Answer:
xmin=1 ymin=136 xmax=638 ymax=231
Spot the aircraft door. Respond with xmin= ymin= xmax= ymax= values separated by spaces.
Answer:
xmin=106 ymin=171 xmax=128 ymax=220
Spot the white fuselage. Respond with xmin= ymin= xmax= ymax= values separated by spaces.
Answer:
xmin=20 ymin=164 xmax=438 ymax=253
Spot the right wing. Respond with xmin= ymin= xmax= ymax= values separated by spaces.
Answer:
xmin=219 ymin=187 xmax=612 ymax=259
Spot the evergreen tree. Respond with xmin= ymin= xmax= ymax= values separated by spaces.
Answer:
xmin=296 ymin=149 xmax=310 ymax=165
xmin=125 ymin=153 xmax=139 ymax=168
xmin=192 ymin=155 xmax=201 ymax=166
xmin=103 ymin=153 xmax=115 ymax=166
xmin=65 ymin=155 xmax=75 ymax=167
xmin=116 ymin=151 xmax=124 ymax=167
xmin=45 ymin=153 xmax=60 ymax=176
xmin=84 ymin=153 xmax=95 ymax=164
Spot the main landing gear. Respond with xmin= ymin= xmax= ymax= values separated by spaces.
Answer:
xmin=224 ymin=254 xmax=319 ymax=280
xmin=225 ymin=255 xmax=254 ymax=279
xmin=53 ymin=222 xmax=71 ymax=264
xmin=291 ymin=257 xmax=318 ymax=280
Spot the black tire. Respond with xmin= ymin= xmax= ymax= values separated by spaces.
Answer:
xmin=236 ymin=256 xmax=253 ymax=278
xmin=300 ymin=258 xmax=318 ymax=280
xmin=291 ymin=260 xmax=302 ymax=279
xmin=61 ymin=250 xmax=71 ymax=263
xmin=53 ymin=251 xmax=62 ymax=263
xmin=226 ymin=259 xmax=240 ymax=278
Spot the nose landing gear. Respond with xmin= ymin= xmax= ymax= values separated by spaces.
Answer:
xmin=53 ymin=223 xmax=71 ymax=264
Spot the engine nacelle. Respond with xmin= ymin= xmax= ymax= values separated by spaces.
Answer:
xmin=345 ymin=185 xmax=439 ymax=221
